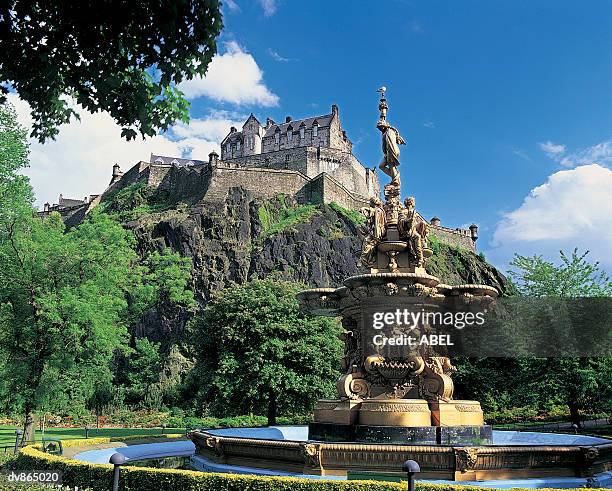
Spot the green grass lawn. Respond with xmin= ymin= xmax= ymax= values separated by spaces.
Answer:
xmin=0 ymin=425 xmax=186 ymax=449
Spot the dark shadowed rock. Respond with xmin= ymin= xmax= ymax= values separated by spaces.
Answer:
xmin=106 ymin=186 xmax=512 ymax=345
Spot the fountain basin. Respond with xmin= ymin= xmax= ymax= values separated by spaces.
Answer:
xmin=190 ymin=425 xmax=612 ymax=482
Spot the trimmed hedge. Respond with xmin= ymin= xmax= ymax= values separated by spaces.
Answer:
xmin=10 ymin=445 xmax=609 ymax=491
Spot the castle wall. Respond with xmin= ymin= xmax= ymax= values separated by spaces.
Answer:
xmin=113 ymin=161 xmax=151 ymax=191
xmin=204 ymin=165 xmax=311 ymax=204
xmin=165 ymin=165 xmax=212 ymax=201
xmin=147 ymin=164 xmax=172 ymax=190
xmin=224 ymin=146 xmax=377 ymax=199
xmin=95 ymin=160 xmax=475 ymax=252
xmin=306 ymin=147 xmax=375 ymax=198
xmin=429 ymin=225 xmax=476 ymax=252
xmin=224 ymin=147 xmax=309 ymax=175
xmin=305 ymin=173 xmax=369 ymax=210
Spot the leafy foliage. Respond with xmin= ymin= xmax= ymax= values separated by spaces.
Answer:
xmin=0 ymin=102 xmax=32 ymax=231
xmin=0 ymin=0 xmax=223 ymax=142
xmin=473 ymin=248 xmax=612 ymax=426
xmin=127 ymin=338 xmax=162 ymax=399
xmin=189 ymin=278 xmax=342 ymax=425
xmin=508 ymin=248 xmax=612 ymax=297
xmin=0 ymin=210 xmax=138 ymax=437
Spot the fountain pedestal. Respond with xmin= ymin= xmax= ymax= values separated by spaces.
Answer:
xmin=298 ymin=270 xmax=496 ymax=446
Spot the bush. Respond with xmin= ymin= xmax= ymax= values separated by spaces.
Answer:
xmin=10 ymin=445 xmax=600 ymax=491
xmin=0 ymin=453 xmax=16 ymax=469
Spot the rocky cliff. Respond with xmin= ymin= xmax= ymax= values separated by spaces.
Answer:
xmin=96 ymin=184 xmax=512 ymax=344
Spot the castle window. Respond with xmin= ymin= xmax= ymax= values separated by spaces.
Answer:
xmin=313 ymin=123 xmax=318 ymax=137
xmin=236 ymin=140 xmax=241 ymax=152
xmin=287 ymin=126 xmax=293 ymax=142
xmin=274 ymin=128 xmax=280 ymax=144
xmin=300 ymin=126 xmax=305 ymax=139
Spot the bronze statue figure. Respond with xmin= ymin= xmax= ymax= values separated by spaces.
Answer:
xmin=359 ymin=196 xmax=386 ymax=267
xmin=398 ymin=196 xmax=428 ymax=268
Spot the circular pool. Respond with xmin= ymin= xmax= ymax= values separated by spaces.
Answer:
xmin=191 ymin=425 xmax=612 ymax=488
xmin=70 ymin=427 xmax=612 ymax=488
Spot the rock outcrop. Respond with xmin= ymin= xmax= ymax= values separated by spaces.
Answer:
xmin=98 ymin=185 xmax=512 ymax=344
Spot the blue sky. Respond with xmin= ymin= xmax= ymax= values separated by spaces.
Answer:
xmin=13 ymin=0 xmax=612 ymax=273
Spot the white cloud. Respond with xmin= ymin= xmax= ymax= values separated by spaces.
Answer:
xmin=178 ymin=41 xmax=279 ymax=107
xmin=490 ymin=164 xmax=612 ymax=269
xmin=538 ymin=139 xmax=612 ymax=169
xmin=224 ymin=0 xmax=240 ymax=12
xmin=267 ymin=48 xmax=291 ymax=62
xmin=173 ymin=110 xmax=245 ymax=142
xmin=538 ymin=141 xmax=566 ymax=158
xmin=8 ymin=94 xmax=240 ymax=208
xmin=559 ymin=140 xmax=612 ymax=168
xmin=423 ymin=121 xmax=435 ymax=129
xmin=512 ymin=147 xmax=532 ymax=162
xmin=258 ymin=0 xmax=278 ymax=16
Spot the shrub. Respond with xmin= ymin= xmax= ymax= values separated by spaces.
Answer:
xmin=8 ymin=440 xmax=600 ymax=491
xmin=10 ymin=445 xmax=600 ymax=491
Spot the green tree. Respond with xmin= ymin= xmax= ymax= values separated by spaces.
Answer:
xmin=129 ymin=250 xmax=197 ymax=326
xmin=86 ymin=378 xmax=115 ymax=428
xmin=189 ymin=278 xmax=342 ymax=425
xmin=508 ymin=249 xmax=612 ymax=297
xmin=0 ymin=211 xmax=137 ymax=440
xmin=507 ymin=249 xmax=612 ymax=426
xmin=126 ymin=338 xmax=162 ymax=402
xmin=0 ymin=102 xmax=32 ymax=228
xmin=0 ymin=0 xmax=223 ymax=142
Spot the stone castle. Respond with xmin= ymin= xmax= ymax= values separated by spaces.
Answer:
xmin=41 ymin=104 xmax=478 ymax=251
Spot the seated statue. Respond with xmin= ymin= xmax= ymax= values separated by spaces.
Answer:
xmin=398 ymin=196 xmax=428 ymax=267
xmin=359 ymin=196 xmax=386 ymax=268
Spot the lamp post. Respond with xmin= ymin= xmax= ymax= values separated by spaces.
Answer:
xmin=402 ymin=459 xmax=420 ymax=491
xmin=14 ymin=429 xmax=22 ymax=454
xmin=110 ymin=452 xmax=126 ymax=491
xmin=85 ymin=425 xmax=91 ymax=439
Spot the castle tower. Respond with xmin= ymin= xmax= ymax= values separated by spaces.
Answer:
xmin=242 ymin=114 xmax=264 ymax=156
xmin=110 ymin=163 xmax=123 ymax=185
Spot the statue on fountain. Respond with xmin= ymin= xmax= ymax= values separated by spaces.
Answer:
xmin=360 ymin=88 xmax=432 ymax=273
xmin=297 ymin=88 xmax=497 ymax=446
xmin=398 ymin=196 xmax=429 ymax=268
xmin=376 ymin=86 xmax=405 ymax=190
xmin=359 ymin=196 xmax=387 ymax=268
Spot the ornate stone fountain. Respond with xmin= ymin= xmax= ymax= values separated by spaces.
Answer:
xmin=298 ymin=87 xmax=496 ymax=445
xmin=189 ymin=90 xmax=612 ymax=482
